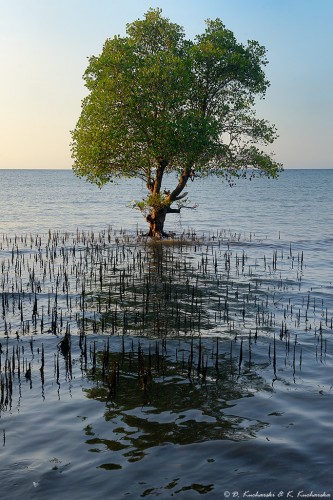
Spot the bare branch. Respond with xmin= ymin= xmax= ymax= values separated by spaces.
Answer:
xmin=174 ymin=191 xmax=188 ymax=201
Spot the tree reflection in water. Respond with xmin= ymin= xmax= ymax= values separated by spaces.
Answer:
xmin=83 ymin=336 xmax=271 ymax=467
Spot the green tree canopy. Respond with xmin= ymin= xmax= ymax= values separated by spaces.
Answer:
xmin=71 ymin=8 xmax=282 ymax=237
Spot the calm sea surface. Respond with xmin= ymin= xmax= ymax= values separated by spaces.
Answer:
xmin=0 ymin=169 xmax=332 ymax=239
xmin=0 ymin=169 xmax=332 ymax=499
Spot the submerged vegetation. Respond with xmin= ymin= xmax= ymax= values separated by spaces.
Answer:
xmin=0 ymin=228 xmax=328 ymax=341
xmin=0 ymin=228 xmax=331 ymax=403
xmin=0 ymin=228 xmax=332 ymax=494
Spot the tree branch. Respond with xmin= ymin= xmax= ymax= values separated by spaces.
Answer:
xmin=153 ymin=158 xmax=168 ymax=194
xmin=174 ymin=191 xmax=188 ymax=201
xmin=168 ymin=167 xmax=191 ymax=203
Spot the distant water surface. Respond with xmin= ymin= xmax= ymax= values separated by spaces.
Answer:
xmin=0 ymin=169 xmax=332 ymax=240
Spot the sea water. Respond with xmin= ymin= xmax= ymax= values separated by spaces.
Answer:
xmin=0 ymin=169 xmax=332 ymax=499
xmin=0 ymin=169 xmax=332 ymax=239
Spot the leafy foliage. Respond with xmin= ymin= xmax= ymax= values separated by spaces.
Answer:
xmin=71 ymin=8 xmax=282 ymax=235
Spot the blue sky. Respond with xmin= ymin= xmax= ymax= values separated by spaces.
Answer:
xmin=0 ymin=0 xmax=332 ymax=169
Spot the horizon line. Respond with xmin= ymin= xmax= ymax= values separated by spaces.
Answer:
xmin=0 ymin=166 xmax=332 ymax=171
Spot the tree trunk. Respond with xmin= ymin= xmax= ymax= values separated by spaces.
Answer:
xmin=146 ymin=208 xmax=168 ymax=238
xmin=145 ymin=163 xmax=191 ymax=238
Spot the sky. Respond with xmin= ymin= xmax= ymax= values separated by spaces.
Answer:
xmin=0 ymin=0 xmax=332 ymax=170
